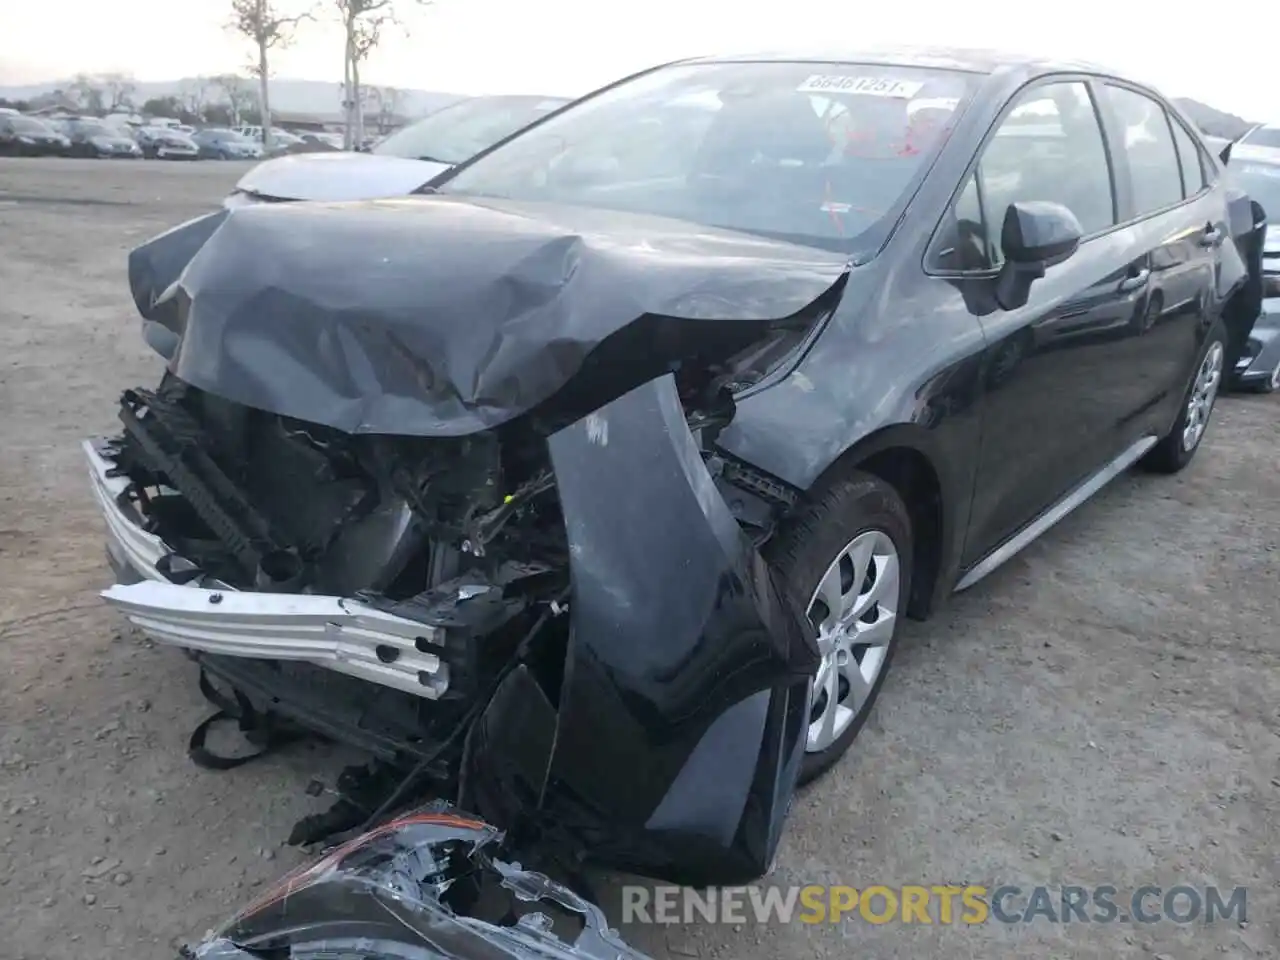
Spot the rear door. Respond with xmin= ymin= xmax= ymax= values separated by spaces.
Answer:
xmin=1093 ymin=83 xmax=1221 ymax=414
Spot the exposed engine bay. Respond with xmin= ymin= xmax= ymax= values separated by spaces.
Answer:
xmin=91 ymin=195 xmax=840 ymax=885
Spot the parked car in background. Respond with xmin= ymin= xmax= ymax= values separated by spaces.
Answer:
xmin=234 ymin=125 xmax=304 ymax=152
xmin=94 ymin=50 xmax=1264 ymax=885
xmin=299 ymin=131 xmax=345 ymax=150
xmin=135 ymin=126 xmax=200 ymax=160
xmin=1233 ymin=123 xmax=1280 ymax=165
xmin=224 ymin=94 xmax=570 ymax=205
xmin=266 ymin=131 xmax=305 ymax=153
xmin=60 ymin=118 xmax=142 ymax=158
xmin=1228 ymin=158 xmax=1280 ymax=390
xmin=0 ymin=114 xmax=71 ymax=156
xmin=150 ymin=120 xmax=199 ymax=137
xmin=192 ymin=128 xmax=263 ymax=160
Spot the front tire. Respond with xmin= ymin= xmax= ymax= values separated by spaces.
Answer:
xmin=1141 ymin=321 xmax=1227 ymax=474
xmin=765 ymin=470 xmax=912 ymax=784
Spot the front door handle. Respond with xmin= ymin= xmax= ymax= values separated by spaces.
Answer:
xmin=1199 ymin=224 xmax=1224 ymax=247
xmin=1119 ymin=268 xmax=1151 ymax=293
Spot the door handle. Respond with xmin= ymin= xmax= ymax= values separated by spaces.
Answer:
xmin=1119 ymin=269 xmax=1150 ymax=293
xmin=1198 ymin=224 xmax=1224 ymax=247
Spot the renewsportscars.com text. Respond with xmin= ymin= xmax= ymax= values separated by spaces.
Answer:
xmin=621 ymin=884 xmax=1248 ymax=926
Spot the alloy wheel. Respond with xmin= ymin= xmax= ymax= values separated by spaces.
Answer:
xmin=1182 ymin=341 xmax=1223 ymax=452
xmin=804 ymin=529 xmax=900 ymax=753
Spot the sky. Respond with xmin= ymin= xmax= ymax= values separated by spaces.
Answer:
xmin=1 ymin=0 xmax=1273 ymax=120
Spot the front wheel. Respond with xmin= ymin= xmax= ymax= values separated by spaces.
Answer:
xmin=765 ymin=470 xmax=912 ymax=784
xmin=1140 ymin=321 xmax=1227 ymax=474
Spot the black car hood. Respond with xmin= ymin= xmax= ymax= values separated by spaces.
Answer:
xmin=127 ymin=195 xmax=849 ymax=436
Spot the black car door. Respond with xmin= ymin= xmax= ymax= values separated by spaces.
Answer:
xmin=929 ymin=78 xmax=1149 ymax=565
xmin=1091 ymin=83 xmax=1221 ymax=421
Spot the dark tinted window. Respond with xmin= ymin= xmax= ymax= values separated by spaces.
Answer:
xmin=1102 ymin=85 xmax=1183 ymax=214
xmin=1169 ymin=116 xmax=1207 ymax=197
xmin=933 ymin=81 xmax=1114 ymax=270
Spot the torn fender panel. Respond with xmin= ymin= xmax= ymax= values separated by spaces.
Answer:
xmin=129 ymin=195 xmax=849 ymax=436
xmin=128 ymin=209 xmax=228 ymax=329
xmin=463 ymin=376 xmax=818 ymax=886
xmin=195 ymin=802 xmax=650 ymax=959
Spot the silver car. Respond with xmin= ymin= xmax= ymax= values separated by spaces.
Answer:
xmin=1232 ymin=122 xmax=1280 ymax=166
xmin=1228 ymin=158 xmax=1280 ymax=391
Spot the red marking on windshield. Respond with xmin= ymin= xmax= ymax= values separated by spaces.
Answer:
xmin=823 ymin=181 xmax=846 ymax=236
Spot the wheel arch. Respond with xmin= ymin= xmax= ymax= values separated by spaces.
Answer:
xmin=796 ymin=423 xmax=962 ymax=621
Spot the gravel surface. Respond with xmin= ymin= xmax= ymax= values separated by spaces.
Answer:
xmin=0 ymin=157 xmax=1276 ymax=960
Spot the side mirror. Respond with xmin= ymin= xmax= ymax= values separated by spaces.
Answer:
xmin=1219 ymin=141 xmax=1232 ymax=166
xmin=995 ymin=201 xmax=1082 ymax=310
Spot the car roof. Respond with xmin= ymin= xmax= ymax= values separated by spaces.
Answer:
xmin=684 ymin=45 xmax=1126 ymax=80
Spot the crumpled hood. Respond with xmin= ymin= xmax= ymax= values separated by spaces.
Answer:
xmin=129 ymin=195 xmax=850 ymax=436
xmin=233 ymin=151 xmax=452 ymax=202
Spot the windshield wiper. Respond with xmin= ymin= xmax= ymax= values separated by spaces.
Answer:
xmin=414 ymin=154 xmax=454 ymax=164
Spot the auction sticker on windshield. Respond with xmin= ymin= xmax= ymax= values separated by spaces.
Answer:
xmin=796 ymin=76 xmax=925 ymax=98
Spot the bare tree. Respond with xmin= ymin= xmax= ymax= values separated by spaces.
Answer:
xmin=179 ymin=77 xmax=213 ymax=121
xmin=100 ymin=72 xmax=137 ymax=112
xmin=68 ymin=73 xmax=105 ymax=113
xmin=333 ymin=0 xmax=429 ymax=148
xmin=213 ymin=74 xmax=256 ymax=127
xmin=373 ymin=85 xmax=402 ymax=134
xmin=229 ymin=0 xmax=311 ymax=151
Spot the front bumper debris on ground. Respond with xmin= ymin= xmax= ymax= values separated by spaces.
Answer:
xmin=190 ymin=802 xmax=651 ymax=960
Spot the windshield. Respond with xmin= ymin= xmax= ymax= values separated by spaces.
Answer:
xmin=7 ymin=116 xmax=52 ymax=134
xmin=374 ymin=96 xmax=568 ymax=163
xmin=437 ymin=61 xmax=976 ymax=252
xmin=1233 ymin=162 xmax=1280 ymax=218
xmin=1242 ymin=125 xmax=1280 ymax=149
xmin=75 ymin=121 xmax=116 ymax=137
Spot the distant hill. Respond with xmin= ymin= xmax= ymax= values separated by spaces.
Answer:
xmin=1 ymin=76 xmax=1257 ymax=143
xmin=0 ymin=77 xmax=467 ymax=120
xmin=1174 ymin=98 xmax=1254 ymax=141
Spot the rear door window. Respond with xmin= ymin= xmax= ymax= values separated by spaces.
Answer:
xmin=1168 ymin=116 xmax=1208 ymax=197
xmin=1101 ymin=85 xmax=1184 ymax=215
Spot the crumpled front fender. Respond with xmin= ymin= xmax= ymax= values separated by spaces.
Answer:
xmin=462 ymin=375 xmax=819 ymax=886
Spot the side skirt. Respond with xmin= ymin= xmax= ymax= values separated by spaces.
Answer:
xmin=953 ymin=434 xmax=1159 ymax=593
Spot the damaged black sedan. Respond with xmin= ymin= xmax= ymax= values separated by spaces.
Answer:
xmin=89 ymin=49 xmax=1262 ymax=887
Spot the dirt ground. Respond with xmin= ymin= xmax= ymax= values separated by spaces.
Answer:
xmin=0 ymin=157 xmax=1276 ymax=960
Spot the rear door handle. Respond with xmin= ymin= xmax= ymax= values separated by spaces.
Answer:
xmin=1199 ymin=224 xmax=1224 ymax=247
xmin=1119 ymin=268 xmax=1150 ymax=293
